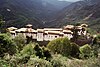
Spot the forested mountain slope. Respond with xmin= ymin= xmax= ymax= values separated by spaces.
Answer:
xmin=0 ymin=0 xmax=71 ymax=28
xmin=50 ymin=0 xmax=100 ymax=32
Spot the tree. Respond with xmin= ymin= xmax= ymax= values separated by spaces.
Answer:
xmin=42 ymin=47 xmax=52 ymax=60
xmin=27 ymin=57 xmax=52 ymax=67
xmin=87 ymin=28 xmax=96 ymax=35
xmin=0 ymin=34 xmax=16 ymax=57
xmin=94 ymin=34 xmax=100 ymax=45
xmin=71 ymin=23 xmax=80 ymax=42
xmin=47 ymin=37 xmax=72 ymax=57
xmin=51 ymin=54 xmax=67 ymax=67
xmin=0 ymin=17 xmax=3 ymax=28
xmin=79 ymin=44 xmax=93 ymax=58
xmin=0 ymin=17 xmax=4 ymax=33
xmin=34 ymin=44 xmax=44 ymax=58
xmin=70 ymin=43 xmax=80 ymax=58
xmin=16 ymin=43 xmax=35 ymax=64
xmin=13 ymin=34 xmax=26 ymax=51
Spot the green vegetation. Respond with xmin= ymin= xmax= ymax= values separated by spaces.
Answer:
xmin=0 ymin=17 xmax=3 ymax=28
xmin=13 ymin=34 xmax=26 ymax=51
xmin=79 ymin=44 xmax=93 ymax=58
xmin=0 ymin=31 xmax=100 ymax=67
xmin=0 ymin=34 xmax=16 ymax=57
xmin=93 ymin=34 xmax=100 ymax=45
xmin=27 ymin=57 xmax=52 ymax=67
xmin=87 ymin=28 xmax=97 ymax=35
xmin=51 ymin=54 xmax=67 ymax=67
xmin=70 ymin=43 xmax=80 ymax=58
xmin=0 ymin=17 xmax=5 ymax=32
xmin=47 ymin=37 xmax=72 ymax=57
xmin=47 ymin=37 xmax=80 ymax=58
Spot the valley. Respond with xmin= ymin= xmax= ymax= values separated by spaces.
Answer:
xmin=51 ymin=0 xmax=100 ymax=32
xmin=0 ymin=0 xmax=71 ymax=28
xmin=0 ymin=0 xmax=100 ymax=32
xmin=0 ymin=0 xmax=100 ymax=67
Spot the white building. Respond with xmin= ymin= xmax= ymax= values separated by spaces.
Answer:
xmin=37 ymin=29 xmax=44 ymax=41
xmin=8 ymin=24 xmax=87 ymax=41
xmin=63 ymin=30 xmax=73 ymax=40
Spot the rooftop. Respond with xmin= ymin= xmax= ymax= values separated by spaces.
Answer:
xmin=26 ymin=24 xmax=33 ymax=27
xmin=44 ymin=28 xmax=63 ymax=31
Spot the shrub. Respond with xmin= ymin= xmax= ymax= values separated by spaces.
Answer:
xmin=47 ymin=37 xmax=71 ymax=57
xmin=79 ymin=44 xmax=93 ymax=58
xmin=70 ymin=43 xmax=80 ymax=58
xmin=94 ymin=34 xmax=100 ymax=45
xmin=15 ymin=43 xmax=36 ymax=64
xmin=15 ymin=42 xmax=52 ymax=64
xmin=87 ymin=28 xmax=96 ymax=35
xmin=13 ymin=34 xmax=26 ymax=51
xmin=27 ymin=57 xmax=52 ymax=67
xmin=33 ymin=44 xmax=52 ymax=60
xmin=0 ymin=59 xmax=8 ymax=67
xmin=20 ymin=43 xmax=35 ymax=55
xmin=0 ymin=34 xmax=16 ymax=57
xmin=66 ymin=56 xmax=100 ymax=67
xmin=50 ymin=54 xmax=67 ymax=67
xmin=17 ymin=54 xmax=30 ymax=64
xmin=34 ymin=44 xmax=44 ymax=58
xmin=42 ymin=47 xmax=52 ymax=60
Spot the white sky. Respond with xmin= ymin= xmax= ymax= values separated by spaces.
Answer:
xmin=59 ymin=0 xmax=80 ymax=2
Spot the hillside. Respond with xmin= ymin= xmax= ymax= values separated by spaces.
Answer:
xmin=0 ymin=0 xmax=43 ymax=28
xmin=43 ymin=0 xmax=72 ymax=10
xmin=0 ymin=0 xmax=71 ymax=28
xmin=50 ymin=0 xmax=100 ymax=32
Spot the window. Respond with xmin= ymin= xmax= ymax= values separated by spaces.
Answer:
xmin=55 ymin=36 xmax=57 ymax=38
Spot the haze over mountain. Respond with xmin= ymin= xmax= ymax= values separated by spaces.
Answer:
xmin=0 ymin=0 xmax=71 ymax=28
xmin=43 ymin=0 xmax=72 ymax=10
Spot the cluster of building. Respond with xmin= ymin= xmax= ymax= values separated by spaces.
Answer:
xmin=7 ymin=24 xmax=88 ymax=41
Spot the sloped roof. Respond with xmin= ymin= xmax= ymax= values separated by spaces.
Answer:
xmin=64 ymin=25 xmax=74 ymax=29
xmin=10 ymin=31 xmax=16 ymax=33
xmin=7 ymin=27 xmax=18 ymax=31
xmin=81 ymin=24 xmax=88 ymax=27
xmin=15 ymin=28 xmax=27 ymax=32
xmin=26 ymin=24 xmax=33 ymax=27
xmin=44 ymin=28 xmax=62 ymax=31
xmin=63 ymin=30 xmax=73 ymax=34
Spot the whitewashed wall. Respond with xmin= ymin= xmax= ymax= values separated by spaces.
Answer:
xmin=37 ymin=32 xmax=44 ymax=41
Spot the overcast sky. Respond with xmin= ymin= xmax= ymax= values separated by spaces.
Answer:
xmin=67 ymin=0 xmax=80 ymax=2
xmin=59 ymin=0 xmax=80 ymax=2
